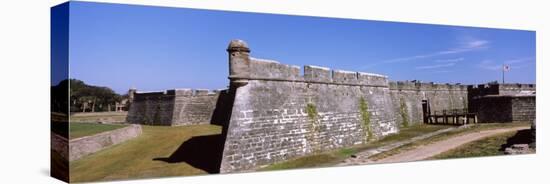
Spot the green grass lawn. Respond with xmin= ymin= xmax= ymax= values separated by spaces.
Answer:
xmin=69 ymin=124 xmax=221 ymax=183
xmin=260 ymin=124 xmax=454 ymax=171
xmin=70 ymin=123 xmax=128 ymax=139
xmin=368 ymin=122 xmax=531 ymax=161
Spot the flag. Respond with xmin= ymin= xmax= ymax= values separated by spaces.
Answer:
xmin=503 ymin=65 xmax=510 ymax=72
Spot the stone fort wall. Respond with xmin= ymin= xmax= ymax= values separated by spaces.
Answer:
xmin=476 ymin=95 xmax=536 ymax=123
xmin=69 ymin=124 xmax=142 ymax=161
xmin=219 ymin=40 xmax=470 ymax=172
xmin=468 ymin=83 xmax=536 ymax=116
xmin=469 ymin=83 xmax=536 ymax=123
xmin=389 ymin=81 xmax=468 ymax=126
xmin=124 ymin=40 xmax=535 ymax=173
xmin=126 ymin=89 xmax=221 ymax=126
xmin=220 ymin=57 xmax=397 ymax=173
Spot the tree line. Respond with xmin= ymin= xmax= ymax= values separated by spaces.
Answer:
xmin=68 ymin=79 xmax=126 ymax=112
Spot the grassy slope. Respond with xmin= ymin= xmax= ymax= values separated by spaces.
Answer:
xmin=369 ymin=122 xmax=530 ymax=161
xmin=69 ymin=124 xmax=221 ymax=182
xmin=260 ymin=124 xmax=454 ymax=171
xmin=69 ymin=123 xmax=127 ymax=139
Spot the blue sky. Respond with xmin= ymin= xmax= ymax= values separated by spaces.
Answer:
xmin=67 ymin=1 xmax=536 ymax=94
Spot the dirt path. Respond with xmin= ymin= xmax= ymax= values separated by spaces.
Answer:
xmin=373 ymin=126 xmax=529 ymax=164
xmin=337 ymin=126 xmax=463 ymax=166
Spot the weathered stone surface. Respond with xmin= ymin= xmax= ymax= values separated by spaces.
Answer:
xmin=499 ymin=83 xmax=536 ymax=96
xmin=221 ymin=79 xmax=398 ymax=172
xmin=467 ymin=83 xmax=535 ymax=115
xmin=120 ymin=39 xmax=537 ymax=174
xmin=69 ymin=124 xmax=142 ymax=161
xmin=71 ymin=111 xmax=128 ymax=124
xmin=218 ymin=40 xmax=536 ymax=173
xmin=228 ymin=39 xmax=251 ymax=86
xmin=504 ymin=144 xmax=533 ymax=155
xmin=220 ymin=40 xmax=402 ymax=173
xmin=126 ymin=89 xmax=221 ymax=126
xmin=530 ymin=119 xmax=536 ymax=149
xmin=476 ymin=95 xmax=535 ymax=123
xmin=250 ymin=57 xmax=300 ymax=80
xmin=389 ymin=82 xmax=468 ymax=127
xmin=126 ymin=91 xmax=175 ymax=125
xmin=51 ymin=133 xmax=69 ymax=160
xmin=512 ymin=96 xmax=536 ymax=121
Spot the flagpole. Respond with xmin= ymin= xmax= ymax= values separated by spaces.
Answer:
xmin=502 ymin=65 xmax=504 ymax=84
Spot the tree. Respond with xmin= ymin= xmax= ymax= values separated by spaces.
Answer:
xmin=51 ymin=79 xmax=69 ymax=113
xmin=68 ymin=79 xmax=122 ymax=112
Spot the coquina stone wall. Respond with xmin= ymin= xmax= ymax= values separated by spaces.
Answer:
xmin=51 ymin=133 xmax=69 ymax=160
xmin=71 ymin=111 xmax=128 ymax=124
xmin=498 ymin=83 xmax=536 ymax=96
xmin=217 ymin=40 xmax=532 ymax=172
xmin=126 ymin=89 xmax=221 ymax=126
xmin=374 ymin=77 xmax=536 ymax=127
xmin=220 ymin=40 xmax=398 ymax=173
xmin=477 ymin=95 xmax=536 ymax=123
xmin=119 ymin=39 xmax=535 ymax=173
xmin=511 ymin=96 xmax=536 ymax=121
xmin=468 ymin=83 xmax=536 ymax=123
xmin=389 ymin=81 xmax=468 ymax=126
xmin=69 ymin=124 xmax=142 ymax=161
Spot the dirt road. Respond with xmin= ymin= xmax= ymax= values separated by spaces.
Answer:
xmin=373 ymin=126 xmax=529 ymax=164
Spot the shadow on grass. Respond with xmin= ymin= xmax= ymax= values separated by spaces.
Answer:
xmin=153 ymin=134 xmax=225 ymax=174
xmin=499 ymin=129 xmax=532 ymax=151
xmin=153 ymin=88 xmax=236 ymax=174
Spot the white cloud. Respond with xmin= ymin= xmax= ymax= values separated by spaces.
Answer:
xmin=415 ymin=62 xmax=456 ymax=70
xmin=437 ymin=39 xmax=489 ymax=55
xmin=477 ymin=60 xmax=501 ymax=70
xmin=467 ymin=40 xmax=490 ymax=48
xmin=504 ymin=57 xmax=534 ymax=64
xmin=432 ymin=70 xmax=452 ymax=73
xmin=435 ymin=57 xmax=464 ymax=63
xmin=477 ymin=57 xmax=535 ymax=70
xmin=380 ymin=53 xmax=438 ymax=63
xmin=375 ymin=38 xmax=489 ymax=65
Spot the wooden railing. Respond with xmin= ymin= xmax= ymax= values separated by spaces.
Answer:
xmin=425 ymin=108 xmax=477 ymax=125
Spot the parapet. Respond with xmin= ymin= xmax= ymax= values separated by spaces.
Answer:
xmin=389 ymin=81 xmax=468 ymax=91
xmin=357 ymin=72 xmax=388 ymax=86
xmin=227 ymin=39 xmax=388 ymax=87
xmin=249 ymin=60 xmax=389 ymax=86
xmin=134 ymin=90 xmax=166 ymax=96
xmin=499 ymin=83 xmax=536 ymax=91
xmin=332 ymin=70 xmax=358 ymax=83
xmin=133 ymin=88 xmax=222 ymax=99
xmin=467 ymin=83 xmax=536 ymax=97
xmin=304 ymin=65 xmax=331 ymax=82
xmin=249 ymin=57 xmax=301 ymax=80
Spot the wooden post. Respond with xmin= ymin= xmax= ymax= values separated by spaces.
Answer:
xmin=443 ymin=110 xmax=448 ymax=124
